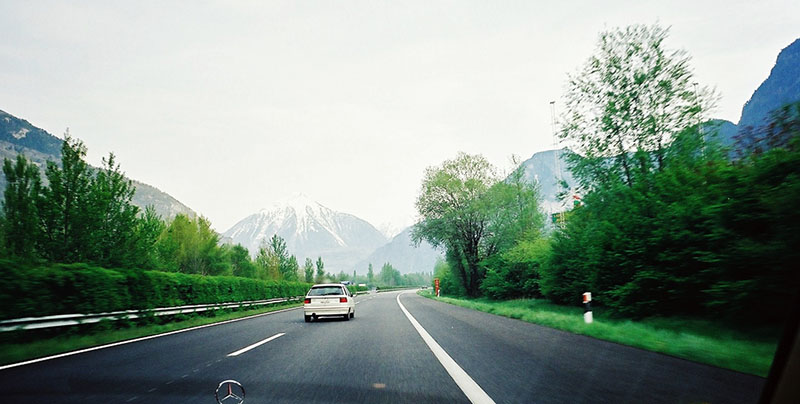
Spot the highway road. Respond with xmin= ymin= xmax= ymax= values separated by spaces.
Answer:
xmin=0 ymin=290 xmax=765 ymax=403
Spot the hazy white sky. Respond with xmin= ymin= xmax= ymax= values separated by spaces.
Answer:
xmin=1 ymin=1 xmax=798 ymax=233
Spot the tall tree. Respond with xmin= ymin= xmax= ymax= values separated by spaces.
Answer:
xmin=255 ymin=242 xmax=280 ymax=280
xmin=0 ymin=215 xmax=6 ymax=258
xmin=286 ymin=254 xmax=300 ymax=281
xmin=155 ymin=214 xmax=227 ymax=275
xmin=367 ymin=263 xmax=374 ymax=284
xmin=303 ymin=257 xmax=315 ymax=283
xmin=315 ymin=256 xmax=325 ymax=283
xmin=87 ymin=153 xmax=139 ymax=267
xmin=560 ymin=24 xmax=714 ymax=190
xmin=379 ymin=262 xmax=402 ymax=286
xmin=2 ymin=155 xmax=42 ymax=259
xmin=230 ymin=244 xmax=257 ymax=278
xmin=412 ymin=152 xmax=498 ymax=297
xmin=483 ymin=163 xmax=545 ymax=253
xmin=264 ymin=234 xmax=295 ymax=280
xmin=131 ymin=206 xmax=166 ymax=269
xmin=39 ymin=133 xmax=93 ymax=262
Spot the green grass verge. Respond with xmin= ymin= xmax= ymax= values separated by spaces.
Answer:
xmin=0 ymin=301 xmax=301 ymax=366
xmin=420 ymin=291 xmax=778 ymax=377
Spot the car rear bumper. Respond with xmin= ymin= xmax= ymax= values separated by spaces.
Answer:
xmin=304 ymin=306 xmax=350 ymax=317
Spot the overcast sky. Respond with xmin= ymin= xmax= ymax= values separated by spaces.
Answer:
xmin=1 ymin=1 xmax=798 ymax=233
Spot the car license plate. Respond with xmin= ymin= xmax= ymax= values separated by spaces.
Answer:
xmin=320 ymin=298 xmax=330 ymax=304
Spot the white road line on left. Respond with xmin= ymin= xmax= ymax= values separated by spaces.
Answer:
xmin=0 ymin=305 xmax=300 ymax=371
xmin=227 ymin=333 xmax=285 ymax=357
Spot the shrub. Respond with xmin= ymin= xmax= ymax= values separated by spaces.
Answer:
xmin=0 ymin=259 xmax=311 ymax=320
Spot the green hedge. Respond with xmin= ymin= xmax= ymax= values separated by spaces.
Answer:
xmin=0 ymin=259 xmax=311 ymax=320
xmin=347 ymin=284 xmax=369 ymax=294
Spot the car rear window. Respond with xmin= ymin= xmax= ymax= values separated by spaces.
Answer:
xmin=308 ymin=286 xmax=345 ymax=296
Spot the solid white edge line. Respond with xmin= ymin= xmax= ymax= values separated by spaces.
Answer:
xmin=0 ymin=305 xmax=301 ymax=371
xmin=396 ymin=292 xmax=496 ymax=404
xmin=227 ymin=333 xmax=285 ymax=357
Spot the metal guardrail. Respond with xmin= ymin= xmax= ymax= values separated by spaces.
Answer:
xmin=375 ymin=286 xmax=423 ymax=293
xmin=0 ymin=296 xmax=302 ymax=332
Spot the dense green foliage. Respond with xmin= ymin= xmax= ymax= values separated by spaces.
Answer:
xmin=480 ymin=238 xmax=550 ymax=300
xmin=419 ymin=24 xmax=797 ymax=330
xmin=0 ymin=134 xmax=327 ymax=321
xmin=539 ymin=25 xmax=799 ymax=323
xmin=2 ymin=155 xmax=41 ymax=259
xmin=432 ymin=258 xmax=465 ymax=296
xmin=560 ymin=24 xmax=715 ymax=190
xmin=2 ymin=135 xmax=146 ymax=266
xmin=252 ymin=234 xmax=301 ymax=281
xmin=413 ymin=153 xmax=544 ymax=296
xmin=155 ymin=214 xmax=228 ymax=275
xmin=303 ymin=257 xmax=314 ymax=283
xmin=0 ymin=135 xmax=315 ymax=283
xmin=346 ymin=284 xmax=368 ymax=294
xmin=0 ymin=259 xmax=310 ymax=320
xmin=379 ymin=262 xmax=403 ymax=286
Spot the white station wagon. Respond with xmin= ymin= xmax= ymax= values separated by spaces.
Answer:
xmin=303 ymin=283 xmax=355 ymax=322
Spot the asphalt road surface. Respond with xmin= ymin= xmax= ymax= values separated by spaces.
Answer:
xmin=0 ymin=290 xmax=765 ymax=403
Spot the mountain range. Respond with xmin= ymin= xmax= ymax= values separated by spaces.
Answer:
xmin=222 ymin=194 xmax=388 ymax=272
xmin=222 ymin=195 xmax=442 ymax=275
xmin=0 ymin=110 xmax=197 ymax=220
xmin=354 ymin=227 xmax=442 ymax=274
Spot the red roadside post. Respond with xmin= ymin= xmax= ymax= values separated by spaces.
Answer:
xmin=434 ymin=278 xmax=440 ymax=297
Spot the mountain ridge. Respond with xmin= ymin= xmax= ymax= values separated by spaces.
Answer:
xmin=0 ymin=109 xmax=197 ymax=220
xmin=353 ymin=226 xmax=442 ymax=275
xmin=738 ymin=38 xmax=800 ymax=129
xmin=223 ymin=195 xmax=387 ymax=272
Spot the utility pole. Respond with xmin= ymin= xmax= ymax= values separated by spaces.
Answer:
xmin=550 ymin=101 xmax=566 ymax=224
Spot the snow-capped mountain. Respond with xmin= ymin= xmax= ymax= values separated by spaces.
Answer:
xmin=223 ymin=194 xmax=387 ymax=272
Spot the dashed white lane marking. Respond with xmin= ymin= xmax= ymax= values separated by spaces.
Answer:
xmin=396 ymin=292 xmax=495 ymax=404
xmin=0 ymin=306 xmax=301 ymax=371
xmin=227 ymin=333 xmax=285 ymax=357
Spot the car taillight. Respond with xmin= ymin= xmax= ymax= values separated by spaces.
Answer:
xmin=304 ymin=298 xmax=311 ymax=304
xmin=339 ymin=297 xmax=347 ymax=303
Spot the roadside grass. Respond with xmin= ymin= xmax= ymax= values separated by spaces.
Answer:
xmin=419 ymin=291 xmax=778 ymax=377
xmin=0 ymin=301 xmax=301 ymax=367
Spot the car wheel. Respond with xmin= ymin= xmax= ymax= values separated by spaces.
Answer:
xmin=304 ymin=315 xmax=311 ymax=322
xmin=343 ymin=311 xmax=350 ymax=321
xmin=350 ymin=310 xmax=354 ymax=319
